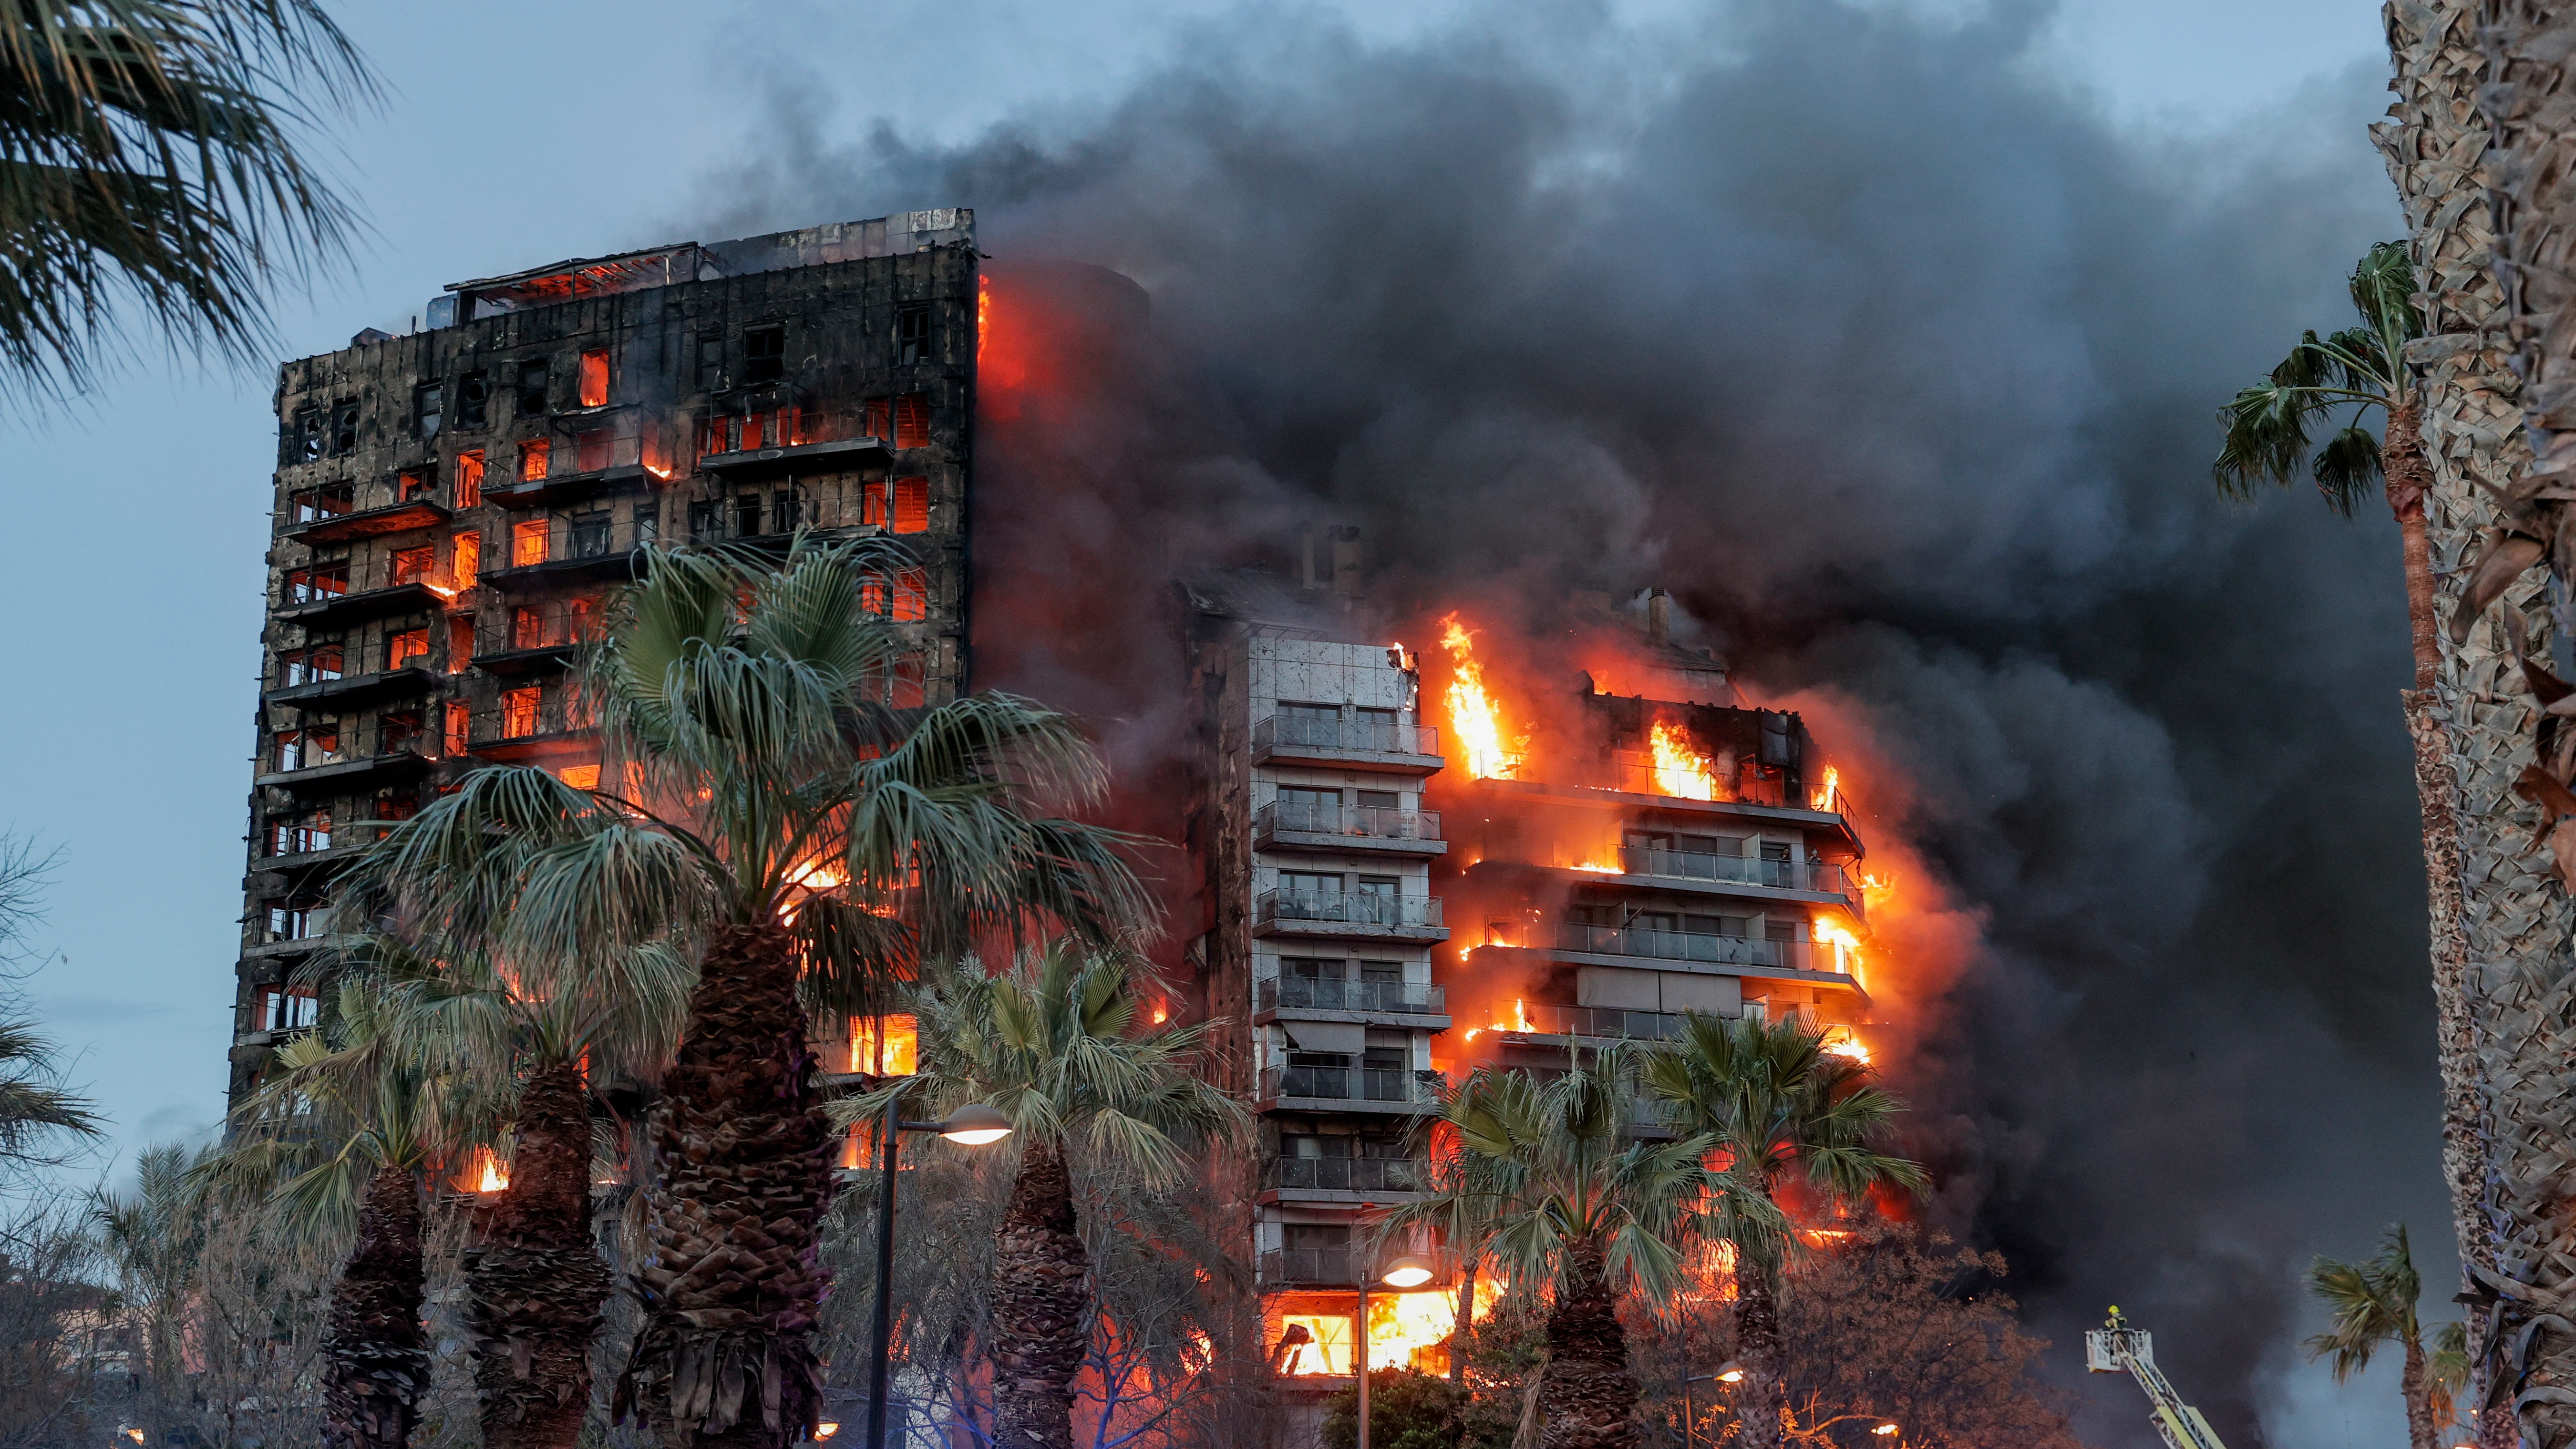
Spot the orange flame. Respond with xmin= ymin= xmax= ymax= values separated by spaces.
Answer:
xmin=471 ymin=1147 xmax=508 ymax=1194
xmin=1649 ymin=719 xmax=1721 ymax=801
xmin=1812 ymin=765 xmax=1842 ymax=812
xmin=1812 ymin=915 xmax=1865 ymax=987
xmin=1275 ymin=1288 xmax=1459 ymax=1377
xmin=1440 ymin=615 xmax=1519 ymax=779
xmin=1822 ymin=1028 xmax=1871 ymax=1065
xmin=849 ymin=1015 xmax=918 ymax=1076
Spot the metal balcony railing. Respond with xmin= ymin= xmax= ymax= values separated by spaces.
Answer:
xmin=274 ymin=622 xmax=446 ymax=690
xmin=1257 ymin=976 xmax=1445 ymax=1015
xmin=278 ymin=545 xmax=469 ymax=612
xmin=1550 ymin=924 xmax=1816 ymax=972
xmin=1608 ymin=752 xmax=1795 ymax=807
xmin=685 ymin=483 xmax=916 ymax=542
xmin=1261 ymin=1065 xmax=1444 ymax=1106
xmin=480 ymin=598 xmax=608 ymax=659
xmin=1256 ymin=892 xmax=1444 ymax=932
xmin=1252 ymin=715 xmax=1440 ymax=758
xmin=1256 ymin=802 xmax=1442 ymax=843
xmin=488 ymin=512 xmax=657 ymax=576
xmin=280 ymin=473 xmax=454 ymax=537
xmin=1616 ymin=848 xmax=1849 ymax=896
xmin=1508 ymin=1002 xmax=1691 ymax=1043
xmin=1262 ymin=1156 xmax=1428 ymax=1193
xmin=1257 ymin=1246 xmax=1457 ymax=1288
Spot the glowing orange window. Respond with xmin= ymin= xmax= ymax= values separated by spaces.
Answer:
xmin=861 ymin=482 xmax=888 ymax=529
xmin=848 ymin=1015 xmax=918 ymax=1076
xmin=455 ymin=451 xmax=484 ymax=509
xmin=577 ymin=349 xmax=609 ymax=408
xmin=390 ymin=546 xmax=434 ymax=585
xmin=568 ymin=596 xmax=598 ymax=641
xmin=558 ymin=763 xmax=601 ymax=791
xmin=889 ymin=655 xmax=924 ymax=708
xmin=446 ymin=617 xmax=474 ymax=673
xmin=517 ymin=439 xmax=549 ymax=481
xmin=863 ymin=398 xmax=890 ymax=442
xmin=892 ymin=568 xmax=928 ymax=622
xmin=512 ymin=520 xmax=547 ymax=567
xmin=893 ymin=394 xmax=928 ymax=449
xmin=452 ymin=531 xmax=480 ymax=587
xmin=443 ymin=699 xmax=469 ymax=754
xmin=891 ymin=477 xmax=928 ymax=534
xmin=512 ymin=606 xmax=546 ymax=650
xmin=502 ymin=687 xmax=540 ymax=739
xmin=388 ymin=628 xmax=429 ymax=670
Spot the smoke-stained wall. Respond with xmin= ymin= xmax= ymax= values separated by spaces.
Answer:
xmin=695 ymin=3 xmax=2438 ymax=1442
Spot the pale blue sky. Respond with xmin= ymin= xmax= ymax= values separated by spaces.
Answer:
xmin=0 ymin=0 xmax=2390 ymax=1441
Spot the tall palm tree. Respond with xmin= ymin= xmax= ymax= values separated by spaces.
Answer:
xmin=355 ymin=535 xmax=1153 ymax=1449
xmin=360 ymin=935 xmax=691 ymax=1449
xmin=0 ymin=0 xmax=375 ymax=397
xmin=2306 ymin=1225 xmax=2439 ymax=1449
xmin=206 ymin=978 xmax=454 ymax=1449
xmin=849 ymin=943 xmax=1247 ymax=1449
xmin=92 ymin=1143 xmax=208 ymax=1390
xmin=1641 ymin=1016 xmax=1926 ymax=1449
xmin=1386 ymin=1058 xmax=1763 ymax=1449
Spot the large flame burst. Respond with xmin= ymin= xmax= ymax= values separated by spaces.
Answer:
xmin=1276 ymin=1289 xmax=1466 ymax=1376
xmin=1440 ymin=615 xmax=1519 ymax=779
xmin=1649 ymin=719 xmax=1720 ymax=801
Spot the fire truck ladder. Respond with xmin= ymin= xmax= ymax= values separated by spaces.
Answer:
xmin=2085 ymin=1308 xmax=2228 ymax=1449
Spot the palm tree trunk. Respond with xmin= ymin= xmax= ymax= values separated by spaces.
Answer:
xmin=2457 ymin=7 xmax=2576 ymax=1444
xmin=1539 ymin=1240 xmax=1638 ymax=1449
xmin=1452 ymin=1260 xmax=1477 ymax=1384
xmin=616 ymin=922 xmax=835 ymax=1449
xmin=990 ymin=1136 xmax=1088 ymax=1449
xmin=2406 ymin=1332 xmax=2439 ymax=1449
xmin=321 ymin=1164 xmax=427 ymax=1449
xmin=471 ymin=1061 xmax=612 ymax=1449
xmin=1731 ymin=1252 xmax=1785 ymax=1449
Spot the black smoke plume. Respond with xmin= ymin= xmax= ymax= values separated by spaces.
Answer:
xmin=700 ymin=4 xmax=2440 ymax=1442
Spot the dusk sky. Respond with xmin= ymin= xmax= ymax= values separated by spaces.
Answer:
xmin=0 ymin=0 xmax=2396 ymax=1442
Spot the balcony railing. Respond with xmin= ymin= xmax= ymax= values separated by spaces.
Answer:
xmin=1252 ymin=715 xmax=1440 ymax=758
xmin=1261 ymin=1065 xmax=1444 ymax=1106
xmin=1262 ymin=1156 xmax=1428 ymax=1193
xmin=1257 ymin=976 xmax=1446 ymax=1015
xmin=686 ymin=483 xmax=924 ymax=543
xmin=1257 ymin=801 xmax=1442 ymax=843
xmin=485 ymin=513 xmax=657 ymax=582
xmin=1257 ymin=1247 xmax=1457 ymax=1287
xmin=1616 ymin=848 xmax=1849 ymax=896
xmin=1506 ymin=1002 xmax=1691 ymax=1043
xmin=1608 ymin=752 xmax=1795 ymax=807
xmin=1256 ymin=892 xmax=1444 ymax=932
xmin=1550 ymin=924 xmax=1818 ymax=973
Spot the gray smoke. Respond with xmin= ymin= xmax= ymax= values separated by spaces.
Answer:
xmin=699 ymin=4 xmax=2446 ymax=1441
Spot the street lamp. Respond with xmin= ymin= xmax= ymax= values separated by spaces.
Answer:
xmin=864 ymin=1100 xmax=1013 ymax=1449
xmin=1872 ymin=1424 xmax=1901 ymax=1438
xmin=1682 ymin=1363 xmax=1745 ymax=1449
xmin=1354 ymin=1254 xmax=1438 ymax=1449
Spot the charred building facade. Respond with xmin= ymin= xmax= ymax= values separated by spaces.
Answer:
xmin=229 ymin=212 xmax=980 ymax=1100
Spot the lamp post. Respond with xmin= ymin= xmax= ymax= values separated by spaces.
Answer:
xmin=1681 ymin=1362 xmax=1743 ymax=1449
xmin=864 ymin=1099 xmax=1012 ymax=1449
xmin=1351 ymin=1254 xmax=1436 ymax=1449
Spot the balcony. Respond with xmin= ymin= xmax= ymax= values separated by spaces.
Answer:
xmin=267 ymin=666 xmax=441 ymax=712
xmin=1257 ymin=1247 xmax=1458 ymax=1289
xmin=1550 ymin=923 xmax=1823 ymax=974
xmin=255 ymin=746 xmax=433 ymax=794
xmin=1618 ymin=847 xmax=1851 ymax=896
xmin=481 ymin=514 xmax=656 ymax=590
xmin=700 ymin=434 xmax=890 ymax=475
xmin=286 ymin=496 xmax=452 ymax=546
xmin=473 ymin=599 xmax=604 ymax=675
xmin=1491 ymin=1002 xmax=1692 ymax=1045
xmin=1257 ymin=976 xmax=1446 ymax=1019
xmin=1262 ymin=1155 xmax=1429 ymax=1195
xmin=1259 ymin=1064 xmax=1444 ymax=1112
xmin=484 ymin=461 xmax=654 ymax=509
xmin=1255 ymin=802 xmax=1445 ymax=857
xmin=1250 ymin=716 xmax=1443 ymax=775
xmin=1253 ymin=891 xmax=1448 ymax=943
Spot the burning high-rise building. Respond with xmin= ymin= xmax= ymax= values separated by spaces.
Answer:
xmin=229 ymin=212 xmax=979 ymax=1102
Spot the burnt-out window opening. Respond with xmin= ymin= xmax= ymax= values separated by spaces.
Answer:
xmin=457 ymin=371 xmax=489 ymax=429
xmin=689 ymin=499 xmax=721 ymax=539
xmin=577 ymin=349 xmax=610 ymax=408
xmin=511 ymin=605 xmax=546 ymax=650
xmin=733 ymin=493 xmax=762 ymax=539
xmin=260 ymin=986 xmax=319 ymax=1031
xmin=892 ymin=476 xmax=927 ymax=533
xmin=517 ymin=438 xmax=549 ymax=481
xmin=455 ymin=451 xmax=484 ymax=508
xmin=380 ymin=710 xmax=424 ymax=753
xmin=287 ymin=406 xmax=324 ymax=463
xmin=575 ymin=428 xmax=610 ymax=473
xmin=892 ymin=393 xmax=928 ymax=449
xmin=388 ymin=628 xmax=430 ymax=671
xmin=278 ymin=644 xmax=342 ymax=686
xmin=697 ymin=337 xmax=723 ymax=391
xmin=568 ymin=507 xmax=612 ymax=558
xmin=443 ymin=699 xmax=469 ymax=754
xmin=771 ymin=491 xmax=802 ymax=536
xmin=291 ymin=482 xmax=354 ymax=523
xmin=895 ymin=304 xmax=929 ymax=366
xmin=742 ymin=325 xmax=784 ymax=383
xmin=397 ymin=468 xmax=433 ymax=503
xmin=284 ymin=561 xmax=348 ymax=604
xmin=452 ymin=530 xmax=481 ymax=586
xmin=511 ymin=518 xmax=547 ymax=567
xmin=448 ymin=615 xmax=474 ymax=669
xmin=269 ymin=809 xmax=330 ymax=856
xmin=377 ymin=791 xmax=420 ymax=822
xmin=862 ymin=397 xmax=889 ymax=442
xmin=515 ymin=357 xmax=550 ymax=416
xmin=329 ymin=401 xmax=359 ymax=455
xmin=273 ymin=722 xmax=339 ymax=772
xmin=415 ymin=382 xmax=443 ymax=438
xmin=502 ymin=686 xmax=541 ymax=739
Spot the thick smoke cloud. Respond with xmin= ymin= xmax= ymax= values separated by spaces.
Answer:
xmin=701 ymin=4 xmax=2444 ymax=1442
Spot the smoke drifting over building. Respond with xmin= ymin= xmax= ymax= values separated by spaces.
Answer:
xmin=701 ymin=4 xmax=2438 ymax=1443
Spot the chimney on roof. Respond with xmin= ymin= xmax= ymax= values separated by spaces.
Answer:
xmin=1647 ymin=588 xmax=1671 ymax=645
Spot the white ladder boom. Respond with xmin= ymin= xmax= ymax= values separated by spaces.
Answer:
xmin=2085 ymin=1311 xmax=2227 ymax=1449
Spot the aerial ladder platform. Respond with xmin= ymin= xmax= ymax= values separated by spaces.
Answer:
xmin=2085 ymin=1308 xmax=2229 ymax=1449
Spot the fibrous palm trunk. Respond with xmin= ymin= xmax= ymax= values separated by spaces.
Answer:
xmin=471 ymin=1061 xmax=612 ymax=1449
xmin=1452 ymin=1259 xmax=1478 ymax=1384
xmin=2375 ymin=8 xmax=2549 ymax=1442
xmin=2406 ymin=1333 xmax=2439 ymax=1449
xmin=322 ymin=1165 xmax=427 ymax=1449
xmin=1539 ymin=1242 xmax=1637 ymax=1449
xmin=990 ymin=1136 xmax=1087 ymax=1449
xmin=1731 ymin=1252 xmax=1785 ymax=1449
xmin=617 ymin=922 xmax=835 ymax=1449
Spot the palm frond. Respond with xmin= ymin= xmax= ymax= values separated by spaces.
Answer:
xmin=2313 ymin=425 xmax=2383 ymax=516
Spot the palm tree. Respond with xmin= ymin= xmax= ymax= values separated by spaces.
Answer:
xmin=205 ymin=978 xmax=453 ymax=1449
xmin=353 ymin=535 xmax=1153 ymax=1449
xmin=1386 ymin=1058 xmax=1762 ymax=1449
xmin=1641 ymin=1016 xmax=1926 ymax=1449
xmin=361 ymin=935 xmax=691 ymax=1449
xmin=849 ymin=943 xmax=1247 ymax=1449
xmin=2305 ymin=1225 xmax=2439 ymax=1449
xmin=0 ymin=0 xmax=376 ymax=398
xmin=92 ymin=1143 xmax=208 ymax=1390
